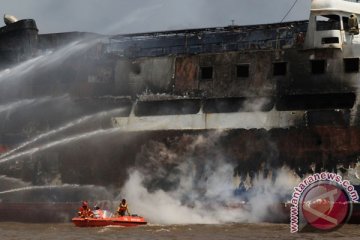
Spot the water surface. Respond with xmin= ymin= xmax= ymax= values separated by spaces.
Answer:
xmin=1 ymin=223 xmax=359 ymax=240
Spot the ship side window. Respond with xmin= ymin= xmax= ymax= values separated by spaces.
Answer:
xmin=131 ymin=62 xmax=141 ymax=74
xmin=343 ymin=17 xmax=350 ymax=31
xmin=236 ymin=64 xmax=249 ymax=78
xmin=316 ymin=15 xmax=340 ymax=31
xmin=321 ymin=37 xmax=339 ymax=44
xmin=200 ymin=66 xmax=213 ymax=80
xmin=273 ymin=62 xmax=287 ymax=76
xmin=344 ymin=58 xmax=359 ymax=73
xmin=135 ymin=100 xmax=201 ymax=116
xmin=311 ymin=60 xmax=326 ymax=74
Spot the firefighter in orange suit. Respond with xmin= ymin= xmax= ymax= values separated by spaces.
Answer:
xmin=78 ymin=201 xmax=94 ymax=218
xmin=117 ymin=199 xmax=130 ymax=216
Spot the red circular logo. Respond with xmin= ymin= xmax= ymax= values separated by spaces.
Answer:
xmin=301 ymin=183 xmax=350 ymax=230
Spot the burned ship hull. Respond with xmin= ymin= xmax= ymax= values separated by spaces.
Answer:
xmin=0 ymin=0 xmax=360 ymax=223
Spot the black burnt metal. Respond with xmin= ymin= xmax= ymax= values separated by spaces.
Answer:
xmin=106 ymin=21 xmax=308 ymax=57
xmin=0 ymin=19 xmax=38 ymax=67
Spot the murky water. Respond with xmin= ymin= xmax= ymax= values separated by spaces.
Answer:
xmin=1 ymin=223 xmax=359 ymax=240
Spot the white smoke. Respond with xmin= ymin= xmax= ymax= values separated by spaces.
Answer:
xmin=245 ymin=167 xmax=301 ymax=222
xmin=240 ymin=97 xmax=272 ymax=112
xmin=121 ymin=166 xmax=300 ymax=225
xmin=119 ymin=133 xmax=301 ymax=225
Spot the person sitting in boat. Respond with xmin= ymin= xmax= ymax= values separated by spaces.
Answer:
xmin=78 ymin=201 xmax=94 ymax=218
xmin=93 ymin=205 xmax=104 ymax=218
xmin=117 ymin=199 xmax=131 ymax=216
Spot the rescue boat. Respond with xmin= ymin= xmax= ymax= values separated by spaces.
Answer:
xmin=72 ymin=215 xmax=147 ymax=227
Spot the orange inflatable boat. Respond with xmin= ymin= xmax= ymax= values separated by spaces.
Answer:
xmin=72 ymin=214 xmax=147 ymax=227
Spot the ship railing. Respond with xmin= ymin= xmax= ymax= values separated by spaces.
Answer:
xmin=104 ymin=34 xmax=304 ymax=58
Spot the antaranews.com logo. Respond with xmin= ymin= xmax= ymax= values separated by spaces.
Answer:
xmin=290 ymin=172 xmax=359 ymax=233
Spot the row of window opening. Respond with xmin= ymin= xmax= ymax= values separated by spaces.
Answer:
xmin=200 ymin=58 xmax=360 ymax=80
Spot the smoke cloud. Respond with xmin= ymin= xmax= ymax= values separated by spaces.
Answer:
xmin=121 ymin=163 xmax=301 ymax=225
xmin=119 ymin=132 xmax=301 ymax=224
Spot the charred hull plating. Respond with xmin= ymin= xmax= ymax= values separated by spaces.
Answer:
xmin=0 ymin=0 xmax=360 ymax=223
